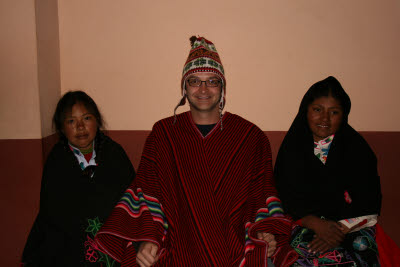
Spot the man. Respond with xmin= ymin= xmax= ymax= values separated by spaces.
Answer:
xmin=95 ymin=36 xmax=298 ymax=266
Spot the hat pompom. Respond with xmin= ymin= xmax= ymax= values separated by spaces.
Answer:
xmin=189 ymin=36 xmax=197 ymax=47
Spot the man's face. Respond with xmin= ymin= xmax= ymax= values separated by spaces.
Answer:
xmin=185 ymin=72 xmax=222 ymax=116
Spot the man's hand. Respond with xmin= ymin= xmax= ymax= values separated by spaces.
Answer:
xmin=136 ymin=242 xmax=159 ymax=267
xmin=257 ymin=232 xmax=277 ymax=257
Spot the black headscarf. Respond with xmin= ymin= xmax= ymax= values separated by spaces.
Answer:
xmin=274 ymin=76 xmax=382 ymax=221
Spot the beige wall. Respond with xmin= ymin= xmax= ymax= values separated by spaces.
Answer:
xmin=58 ymin=0 xmax=400 ymax=131
xmin=0 ymin=0 xmax=61 ymax=139
xmin=35 ymin=0 xmax=61 ymax=137
xmin=1 ymin=0 xmax=399 ymax=140
xmin=0 ymin=1 xmax=41 ymax=139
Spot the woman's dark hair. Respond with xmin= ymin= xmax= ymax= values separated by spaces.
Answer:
xmin=299 ymin=76 xmax=351 ymax=123
xmin=53 ymin=90 xmax=105 ymax=139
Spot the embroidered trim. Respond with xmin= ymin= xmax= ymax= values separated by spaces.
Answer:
xmin=242 ymin=196 xmax=285 ymax=264
xmin=69 ymin=142 xmax=97 ymax=170
xmin=116 ymin=188 xmax=168 ymax=234
xmin=314 ymin=135 xmax=334 ymax=164
xmin=84 ymin=217 xmax=117 ymax=267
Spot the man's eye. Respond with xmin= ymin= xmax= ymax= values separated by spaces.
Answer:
xmin=313 ymin=108 xmax=321 ymax=112
xmin=209 ymin=79 xmax=220 ymax=85
xmin=67 ymin=119 xmax=75 ymax=124
xmin=84 ymin=116 xmax=92 ymax=120
xmin=188 ymin=78 xmax=199 ymax=85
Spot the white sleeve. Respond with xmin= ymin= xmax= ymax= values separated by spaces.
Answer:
xmin=339 ymin=214 xmax=378 ymax=233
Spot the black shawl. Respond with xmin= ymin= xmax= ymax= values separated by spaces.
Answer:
xmin=274 ymin=76 xmax=382 ymax=221
xmin=22 ymin=133 xmax=135 ymax=266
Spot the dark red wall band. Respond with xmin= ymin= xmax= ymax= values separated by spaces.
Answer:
xmin=1 ymin=130 xmax=398 ymax=266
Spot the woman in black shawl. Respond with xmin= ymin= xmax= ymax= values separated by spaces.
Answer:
xmin=22 ymin=91 xmax=135 ymax=266
xmin=274 ymin=76 xmax=382 ymax=266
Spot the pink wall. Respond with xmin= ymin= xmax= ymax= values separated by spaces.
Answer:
xmin=1 ymin=1 xmax=399 ymax=137
xmin=58 ymin=0 xmax=400 ymax=132
xmin=0 ymin=1 xmax=41 ymax=139
xmin=35 ymin=0 xmax=61 ymax=137
xmin=0 ymin=0 xmax=60 ymax=139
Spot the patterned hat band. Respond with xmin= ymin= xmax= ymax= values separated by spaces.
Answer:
xmin=182 ymin=59 xmax=225 ymax=82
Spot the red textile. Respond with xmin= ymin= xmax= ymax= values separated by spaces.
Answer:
xmin=83 ymin=151 xmax=93 ymax=163
xmin=96 ymin=112 xmax=297 ymax=266
xmin=376 ymin=224 xmax=400 ymax=267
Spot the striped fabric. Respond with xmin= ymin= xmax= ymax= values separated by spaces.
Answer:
xmin=116 ymin=188 xmax=168 ymax=235
xmin=95 ymin=112 xmax=297 ymax=266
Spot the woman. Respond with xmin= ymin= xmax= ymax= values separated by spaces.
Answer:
xmin=274 ymin=76 xmax=382 ymax=266
xmin=22 ymin=91 xmax=135 ymax=266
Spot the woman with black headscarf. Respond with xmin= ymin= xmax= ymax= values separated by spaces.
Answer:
xmin=274 ymin=76 xmax=382 ymax=266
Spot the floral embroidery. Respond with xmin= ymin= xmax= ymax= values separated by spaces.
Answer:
xmin=344 ymin=190 xmax=352 ymax=204
xmin=84 ymin=217 xmax=117 ymax=267
xmin=86 ymin=217 xmax=103 ymax=236
xmin=314 ymin=135 xmax=334 ymax=164
xmin=84 ymin=236 xmax=99 ymax=262
xmin=291 ymin=226 xmax=378 ymax=266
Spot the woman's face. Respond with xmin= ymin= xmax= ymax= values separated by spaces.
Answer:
xmin=62 ymin=102 xmax=98 ymax=150
xmin=307 ymin=96 xmax=343 ymax=141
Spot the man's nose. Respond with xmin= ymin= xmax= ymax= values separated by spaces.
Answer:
xmin=199 ymin=81 xmax=208 ymax=92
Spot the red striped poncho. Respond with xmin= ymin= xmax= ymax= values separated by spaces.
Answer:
xmin=95 ymin=112 xmax=298 ymax=266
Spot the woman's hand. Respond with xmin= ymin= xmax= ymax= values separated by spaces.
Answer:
xmin=302 ymin=215 xmax=345 ymax=253
xmin=137 ymin=242 xmax=159 ymax=267
xmin=338 ymin=222 xmax=351 ymax=234
xmin=257 ymin=232 xmax=277 ymax=257
xmin=307 ymin=236 xmax=332 ymax=254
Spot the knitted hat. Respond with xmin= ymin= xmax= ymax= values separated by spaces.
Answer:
xmin=181 ymin=36 xmax=226 ymax=91
xmin=174 ymin=36 xmax=226 ymax=123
